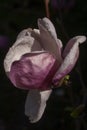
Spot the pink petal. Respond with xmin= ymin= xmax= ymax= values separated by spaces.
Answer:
xmin=9 ymin=52 xmax=59 ymax=90
xmin=53 ymin=36 xmax=86 ymax=85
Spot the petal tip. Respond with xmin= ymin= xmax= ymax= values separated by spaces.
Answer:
xmin=76 ymin=36 xmax=86 ymax=44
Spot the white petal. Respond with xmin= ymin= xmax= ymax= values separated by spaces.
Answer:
xmin=53 ymin=36 xmax=86 ymax=85
xmin=39 ymin=17 xmax=58 ymax=40
xmin=37 ymin=17 xmax=62 ymax=61
xmin=16 ymin=28 xmax=32 ymax=40
xmin=25 ymin=89 xmax=52 ymax=123
xmin=63 ymin=36 xmax=86 ymax=58
xmin=4 ymin=29 xmax=42 ymax=72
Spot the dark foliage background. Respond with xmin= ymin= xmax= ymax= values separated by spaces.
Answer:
xmin=0 ymin=0 xmax=87 ymax=130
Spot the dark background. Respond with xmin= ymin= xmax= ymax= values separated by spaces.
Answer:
xmin=0 ymin=0 xmax=87 ymax=130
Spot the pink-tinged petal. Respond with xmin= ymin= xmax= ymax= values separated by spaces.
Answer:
xmin=4 ymin=28 xmax=42 ymax=73
xmin=37 ymin=17 xmax=62 ymax=62
xmin=9 ymin=52 xmax=59 ymax=90
xmin=63 ymin=36 xmax=86 ymax=58
xmin=25 ymin=89 xmax=52 ymax=123
xmin=53 ymin=36 xmax=86 ymax=85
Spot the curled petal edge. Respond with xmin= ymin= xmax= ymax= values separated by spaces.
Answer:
xmin=53 ymin=36 xmax=86 ymax=85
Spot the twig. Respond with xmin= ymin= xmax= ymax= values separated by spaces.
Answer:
xmin=44 ymin=0 xmax=50 ymax=18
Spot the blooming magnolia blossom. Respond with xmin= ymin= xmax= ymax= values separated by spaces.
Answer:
xmin=4 ymin=17 xmax=86 ymax=123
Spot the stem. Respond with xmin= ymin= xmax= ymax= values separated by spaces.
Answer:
xmin=44 ymin=0 xmax=50 ymax=18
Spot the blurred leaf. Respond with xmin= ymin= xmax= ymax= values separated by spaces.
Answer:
xmin=70 ymin=104 xmax=85 ymax=118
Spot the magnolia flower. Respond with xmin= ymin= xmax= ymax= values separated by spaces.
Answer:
xmin=4 ymin=17 xmax=86 ymax=123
